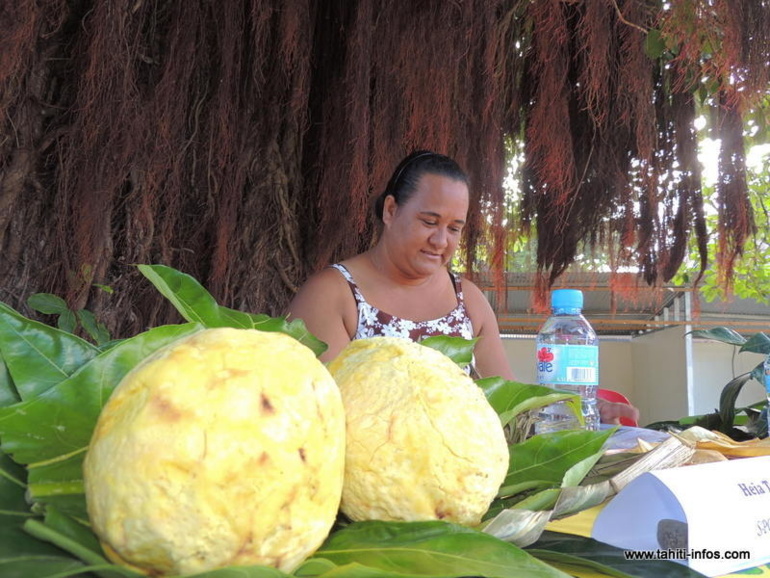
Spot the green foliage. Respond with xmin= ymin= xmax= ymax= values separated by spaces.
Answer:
xmin=308 ymin=521 xmax=567 ymax=577
xmin=670 ymin=136 xmax=770 ymax=304
xmin=419 ymin=335 xmax=478 ymax=368
xmin=137 ymin=264 xmax=328 ymax=357
xmin=647 ymin=327 xmax=769 ymax=440
xmin=26 ymin=293 xmax=112 ymax=346
xmin=0 ymin=264 xmax=680 ymax=577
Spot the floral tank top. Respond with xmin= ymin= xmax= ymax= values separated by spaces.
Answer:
xmin=331 ymin=263 xmax=474 ymax=342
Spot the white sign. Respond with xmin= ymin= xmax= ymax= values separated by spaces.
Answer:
xmin=592 ymin=456 xmax=770 ymax=577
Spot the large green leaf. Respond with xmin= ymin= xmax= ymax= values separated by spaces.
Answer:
xmin=298 ymin=561 xmax=423 ymax=577
xmin=0 ymin=451 xmax=27 ymax=516
xmin=718 ymin=372 xmax=755 ymax=433
xmin=560 ymin=434 xmax=615 ymax=488
xmin=0 ymin=523 xmax=89 ymax=578
xmin=0 ymin=450 xmax=92 ymax=578
xmin=739 ymin=332 xmax=770 ymax=355
xmin=0 ymin=302 xmax=99 ymax=400
xmin=137 ymin=264 xmax=327 ymax=357
xmin=311 ymin=520 xmax=570 ymax=577
xmin=189 ymin=567 xmax=289 ymax=577
xmin=687 ymin=327 xmax=746 ymax=345
xmin=500 ymin=429 xmax=613 ymax=497
xmin=477 ymin=378 xmax=581 ymax=426
xmin=23 ymin=518 xmax=137 ymax=578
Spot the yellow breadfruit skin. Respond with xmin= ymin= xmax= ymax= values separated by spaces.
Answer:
xmin=83 ymin=327 xmax=345 ymax=576
xmin=327 ymin=337 xmax=509 ymax=526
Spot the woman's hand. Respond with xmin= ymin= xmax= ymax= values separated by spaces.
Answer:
xmin=598 ymin=398 xmax=640 ymax=426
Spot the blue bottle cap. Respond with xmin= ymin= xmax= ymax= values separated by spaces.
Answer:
xmin=551 ymin=288 xmax=583 ymax=309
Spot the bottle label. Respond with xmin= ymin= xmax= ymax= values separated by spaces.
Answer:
xmin=536 ymin=344 xmax=599 ymax=385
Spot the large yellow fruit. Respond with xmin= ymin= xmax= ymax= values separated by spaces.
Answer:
xmin=83 ymin=328 xmax=345 ymax=576
xmin=327 ymin=337 xmax=509 ymax=526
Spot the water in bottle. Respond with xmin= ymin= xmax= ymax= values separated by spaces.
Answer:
xmin=534 ymin=288 xmax=600 ymax=433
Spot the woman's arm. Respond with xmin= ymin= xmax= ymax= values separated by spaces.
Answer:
xmin=285 ymin=268 xmax=357 ymax=363
xmin=461 ymin=278 xmax=516 ymax=381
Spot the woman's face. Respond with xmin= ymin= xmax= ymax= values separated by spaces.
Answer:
xmin=381 ymin=173 xmax=469 ymax=277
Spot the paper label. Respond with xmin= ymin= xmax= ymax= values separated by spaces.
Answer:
xmin=536 ymin=344 xmax=598 ymax=386
xmin=592 ymin=456 xmax=770 ymax=577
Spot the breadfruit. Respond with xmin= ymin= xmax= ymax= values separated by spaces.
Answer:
xmin=83 ymin=327 xmax=345 ymax=576
xmin=327 ymin=336 xmax=509 ymax=526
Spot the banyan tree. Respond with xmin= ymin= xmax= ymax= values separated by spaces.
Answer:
xmin=1 ymin=0 xmax=769 ymax=337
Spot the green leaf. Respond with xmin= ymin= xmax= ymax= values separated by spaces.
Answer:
xmin=751 ymin=360 xmax=766 ymax=384
xmin=57 ymin=310 xmax=77 ymax=335
xmin=297 ymin=562 xmax=408 ymax=577
xmin=477 ymin=378 xmax=581 ymax=426
xmin=509 ymin=488 xmax=561 ymax=512
xmin=529 ymin=531 xmax=710 ymax=578
xmin=739 ymin=332 xmax=770 ymax=355
xmin=0 ymin=352 xmax=20 ymax=408
xmin=93 ymin=284 xmax=114 ymax=295
xmin=494 ymin=480 xmax=555 ymax=502
xmin=0 ymin=302 xmax=99 ymax=400
xmin=687 ymin=327 xmax=746 ymax=345
xmin=137 ymin=264 xmax=327 ymax=357
xmin=76 ymin=310 xmax=111 ymax=346
xmin=501 ymin=429 xmax=613 ymax=496
xmin=0 ymin=527 xmax=89 ymax=578
xmin=26 ymin=455 xmax=89 ymax=520
xmin=137 ymin=264 xmax=221 ymax=324
xmin=188 ymin=566 xmax=290 ymax=577
xmin=36 ymin=507 xmax=104 ymax=564
xmin=0 ymin=450 xmax=27 ymax=515
xmin=312 ymin=520 xmax=570 ymax=577
xmin=420 ymin=336 xmax=477 ymax=367
xmin=294 ymin=558 xmax=338 ymax=577
xmin=0 ymin=452 xmax=91 ymax=578
xmin=560 ymin=432 xmax=616 ymax=488
xmin=644 ymin=28 xmax=667 ymax=60
xmin=26 ymin=294 xmax=70 ymax=316
xmin=23 ymin=518 xmax=137 ymax=577
xmin=718 ymin=372 xmax=754 ymax=433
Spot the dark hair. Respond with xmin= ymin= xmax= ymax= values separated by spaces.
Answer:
xmin=374 ymin=150 xmax=469 ymax=221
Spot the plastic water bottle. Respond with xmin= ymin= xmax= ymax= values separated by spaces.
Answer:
xmin=534 ymin=289 xmax=600 ymax=433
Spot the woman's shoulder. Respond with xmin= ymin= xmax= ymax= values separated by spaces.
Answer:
xmin=454 ymin=274 xmax=498 ymax=326
xmin=294 ymin=263 xmax=351 ymax=297
xmin=454 ymin=273 xmax=485 ymax=302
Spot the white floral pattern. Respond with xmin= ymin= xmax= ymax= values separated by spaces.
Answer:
xmin=331 ymin=263 xmax=475 ymax=343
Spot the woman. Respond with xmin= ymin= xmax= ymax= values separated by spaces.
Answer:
xmin=287 ymin=150 xmax=639 ymax=425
